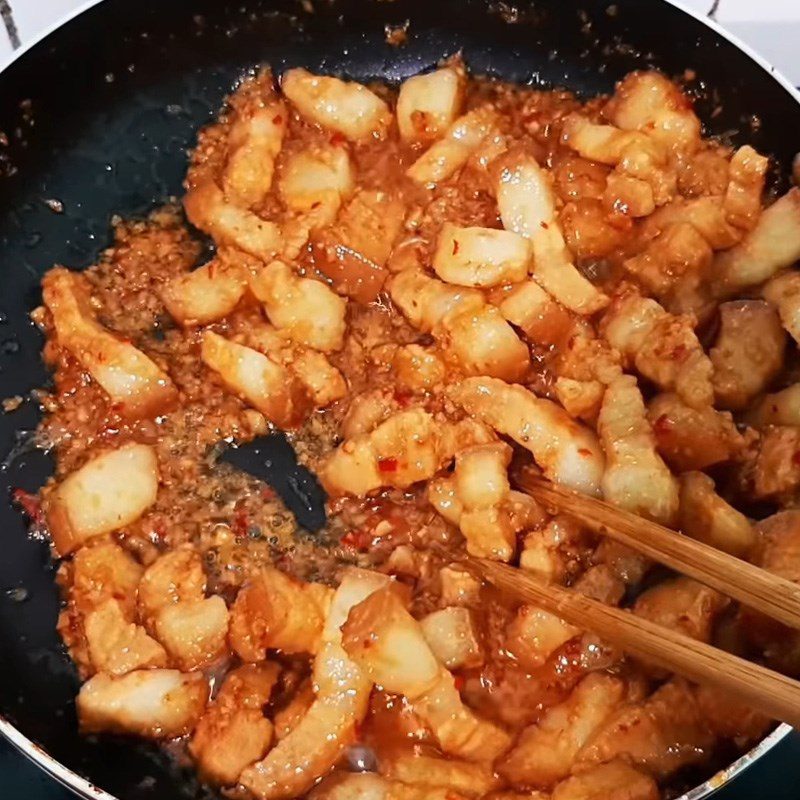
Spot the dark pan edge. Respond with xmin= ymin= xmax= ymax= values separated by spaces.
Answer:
xmin=0 ymin=714 xmax=114 ymax=800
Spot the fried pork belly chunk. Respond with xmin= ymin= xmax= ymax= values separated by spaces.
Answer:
xmin=428 ymin=474 xmax=544 ymax=562
xmin=439 ymin=564 xmax=483 ymax=607
xmin=70 ymin=541 xmax=143 ymax=618
xmin=312 ymin=188 xmax=405 ymax=303
xmin=84 ymin=598 xmax=167 ymax=676
xmin=154 ymin=595 xmax=230 ymax=671
xmin=428 ymin=445 xmax=544 ymax=562
xmin=676 ymin=147 xmax=729 ymax=197
xmin=332 ymin=406 xmax=433 ymax=489
xmin=230 ymin=568 xmax=333 ymax=659
xmin=432 ymin=223 xmax=531 ymax=287
xmin=249 ymin=260 xmax=347 ymax=352
xmin=679 ymin=472 xmax=756 ymax=558
xmin=552 ymin=334 xmax=624 ymax=422
xmin=239 ymin=569 xmax=391 ymax=799
xmin=751 ymin=425 xmax=800 ymax=501
xmin=223 ymin=89 xmax=287 ymax=208
xmin=561 ymin=114 xmax=669 ymax=178
xmin=554 ymin=333 xmax=624 ymax=387
xmin=710 ymin=300 xmax=785 ymax=410
xmin=58 ymin=540 xmax=144 ymax=675
xmin=397 ymin=66 xmax=463 ymax=145
xmin=44 ymin=443 xmax=159 ymax=556
xmin=272 ymin=679 xmax=315 ymax=741
xmin=633 ymin=577 xmax=728 ymax=645
xmin=407 ymin=105 xmax=499 ymax=184
xmin=281 ymin=68 xmax=391 ymax=141
xmin=724 ymin=145 xmax=769 ymax=230
xmin=321 ymin=408 xmax=447 ymax=496
xmin=495 ymin=279 xmax=582 ymax=349
xmin=518 ymin=514 xmax=587 ymax=584
xmin=601 ymin=289 xmax=713 ymax=409
xmin=381 ymin=753 xmax=500 ymax=797
xmin=390 ymin=268 xmax=530 ymax=381
xmin=342 ymin=586 xmax=511 ymax=761
xmin=137 ymin=547 xmax=206 ymax=630
xmin=77 ymin=669 xmax=208 ymax=738
xmin=694 ymin=683 xmax=771 ymax=743
xmin=420 ymin=607 xmax=484 ymax=669
xmin=278 ymin=143 xmax=355 ymax=224
xmin=602 ymin=171 xmax=657 ymax=218
xmin=492 ymin=149 xmax=608 ymax=314
xmin=646 ymin=392 xmax=743 ymax=472
xmin=554 ymin=380 xmax=604 ymax=426
xmin=340 ymin=387 xmax=400 ymax=439
xmin=577 ymin=679 xmax=714 ymax=778
xmin=741 ymin=511 xmax=800 ymax=671
xmin=551 ymin=760 xmax=658 ymax=800
xmin=392 ymin=344 xmax=447 ymax=393
xmin=451 ymin=442 xmax=516 ymax=561
xmin=184 ymin=178 xmax=282 ymax=260
xmin=607 ymin=70 xmax=701 ymax=152
xmin=189 ymin=663 xmax=280 ymax=785
xmin=160 ymin=252 xmax=248 ymax=326
xmin=504 ymin=605 xmax=579 ymax=671
xmin=560 ymin=113 xmax=676 ymax=211
xmin=640 ymin=195 xmax=741 ymax=252
xmin=42 ymin=268 xmax=177 ymax=418
xmin=499 ymin=673 xmax=627 ymax=788
xmin=598 ymin=375 xmax=678 ymax=525
xmin=713 ymin=188 xmax=800 ymax=295
xmin=312 ymin=772 xmax=466 ymax=800
xmin=748 ymin=382 xmax=800 ymax=428
xmin=201 ymin=331 xmax=311 ymax=428
xmin=763 ymin=270 xmax=800 ymax=345
xmin=450 ymin=377 xmax=605 ymax=496
xmin=622 ymin=221 xmax=712 ymax=296
xmin=238 ymin=325 xmax=347 ymax=409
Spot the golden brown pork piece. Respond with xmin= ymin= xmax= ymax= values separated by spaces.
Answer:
xmin=41 ymin=269 xmax=177 ymax=419
xmin=499 ymin=673 xmax=628 ymax=788
xmin=137 ymin=547 xmax=206 ymax=631
xmin=551 ymin=760 xmax=658 ymax=800
xmin=229 ymin=568 xmax=333 ymax=659
xmin=312 ymin=189 xmax=405 ymax=304
xmin=647 ymin=392 xmax=744 ymax=472
xmin=77 ymin=670 xmax=208 ymax=738
xmin=741 ymin=511 xmax=800 ymax=674
xmin=633 ymin=577 xmax=729 ymax=674
xmin=577 ymin=680 xmax=714 ymax=777
xmin=190 ymin=663 xmax=280 ymax=785
xmin=710 ymin=300 xmax=786 ymax=410
xmin=678 ymin=472 xmax=756 ymax=559
xmin=342 ymin=586 xmax=511 ymax=762
xmin=43 ymin=443 xmax=159 ymax=556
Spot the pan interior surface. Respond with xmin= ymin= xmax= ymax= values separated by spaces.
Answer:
xmin=0 ymin=0 xmax=798 ymax=797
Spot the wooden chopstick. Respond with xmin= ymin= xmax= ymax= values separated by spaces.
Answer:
xmin=471 ymin=557 xmax=800 ymax=729
xmin=516 ymin=471 xmax=800 ymax=632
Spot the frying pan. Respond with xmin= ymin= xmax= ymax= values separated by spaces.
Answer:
xmin=0 ymin=0 xmax=799 ymax=798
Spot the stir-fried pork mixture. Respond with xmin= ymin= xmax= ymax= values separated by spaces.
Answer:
xmin=18 ymin=56 xmax=800 ymax=799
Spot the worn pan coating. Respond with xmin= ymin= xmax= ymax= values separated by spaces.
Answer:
xmin=0 ymin=0 xmax=798 ymax=797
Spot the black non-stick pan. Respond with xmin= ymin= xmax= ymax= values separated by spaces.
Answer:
xmin=0 ymin=1 xmax=799 ymax=798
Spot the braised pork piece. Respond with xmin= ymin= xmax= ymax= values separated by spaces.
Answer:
xmin=20 ymin=57 xmax=800 ymax=799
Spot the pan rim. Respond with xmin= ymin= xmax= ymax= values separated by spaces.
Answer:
xmin=0 ymin=1 xmax=795 ymax=799
xmin=0 ymin=713 xmax=114 ymax=800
